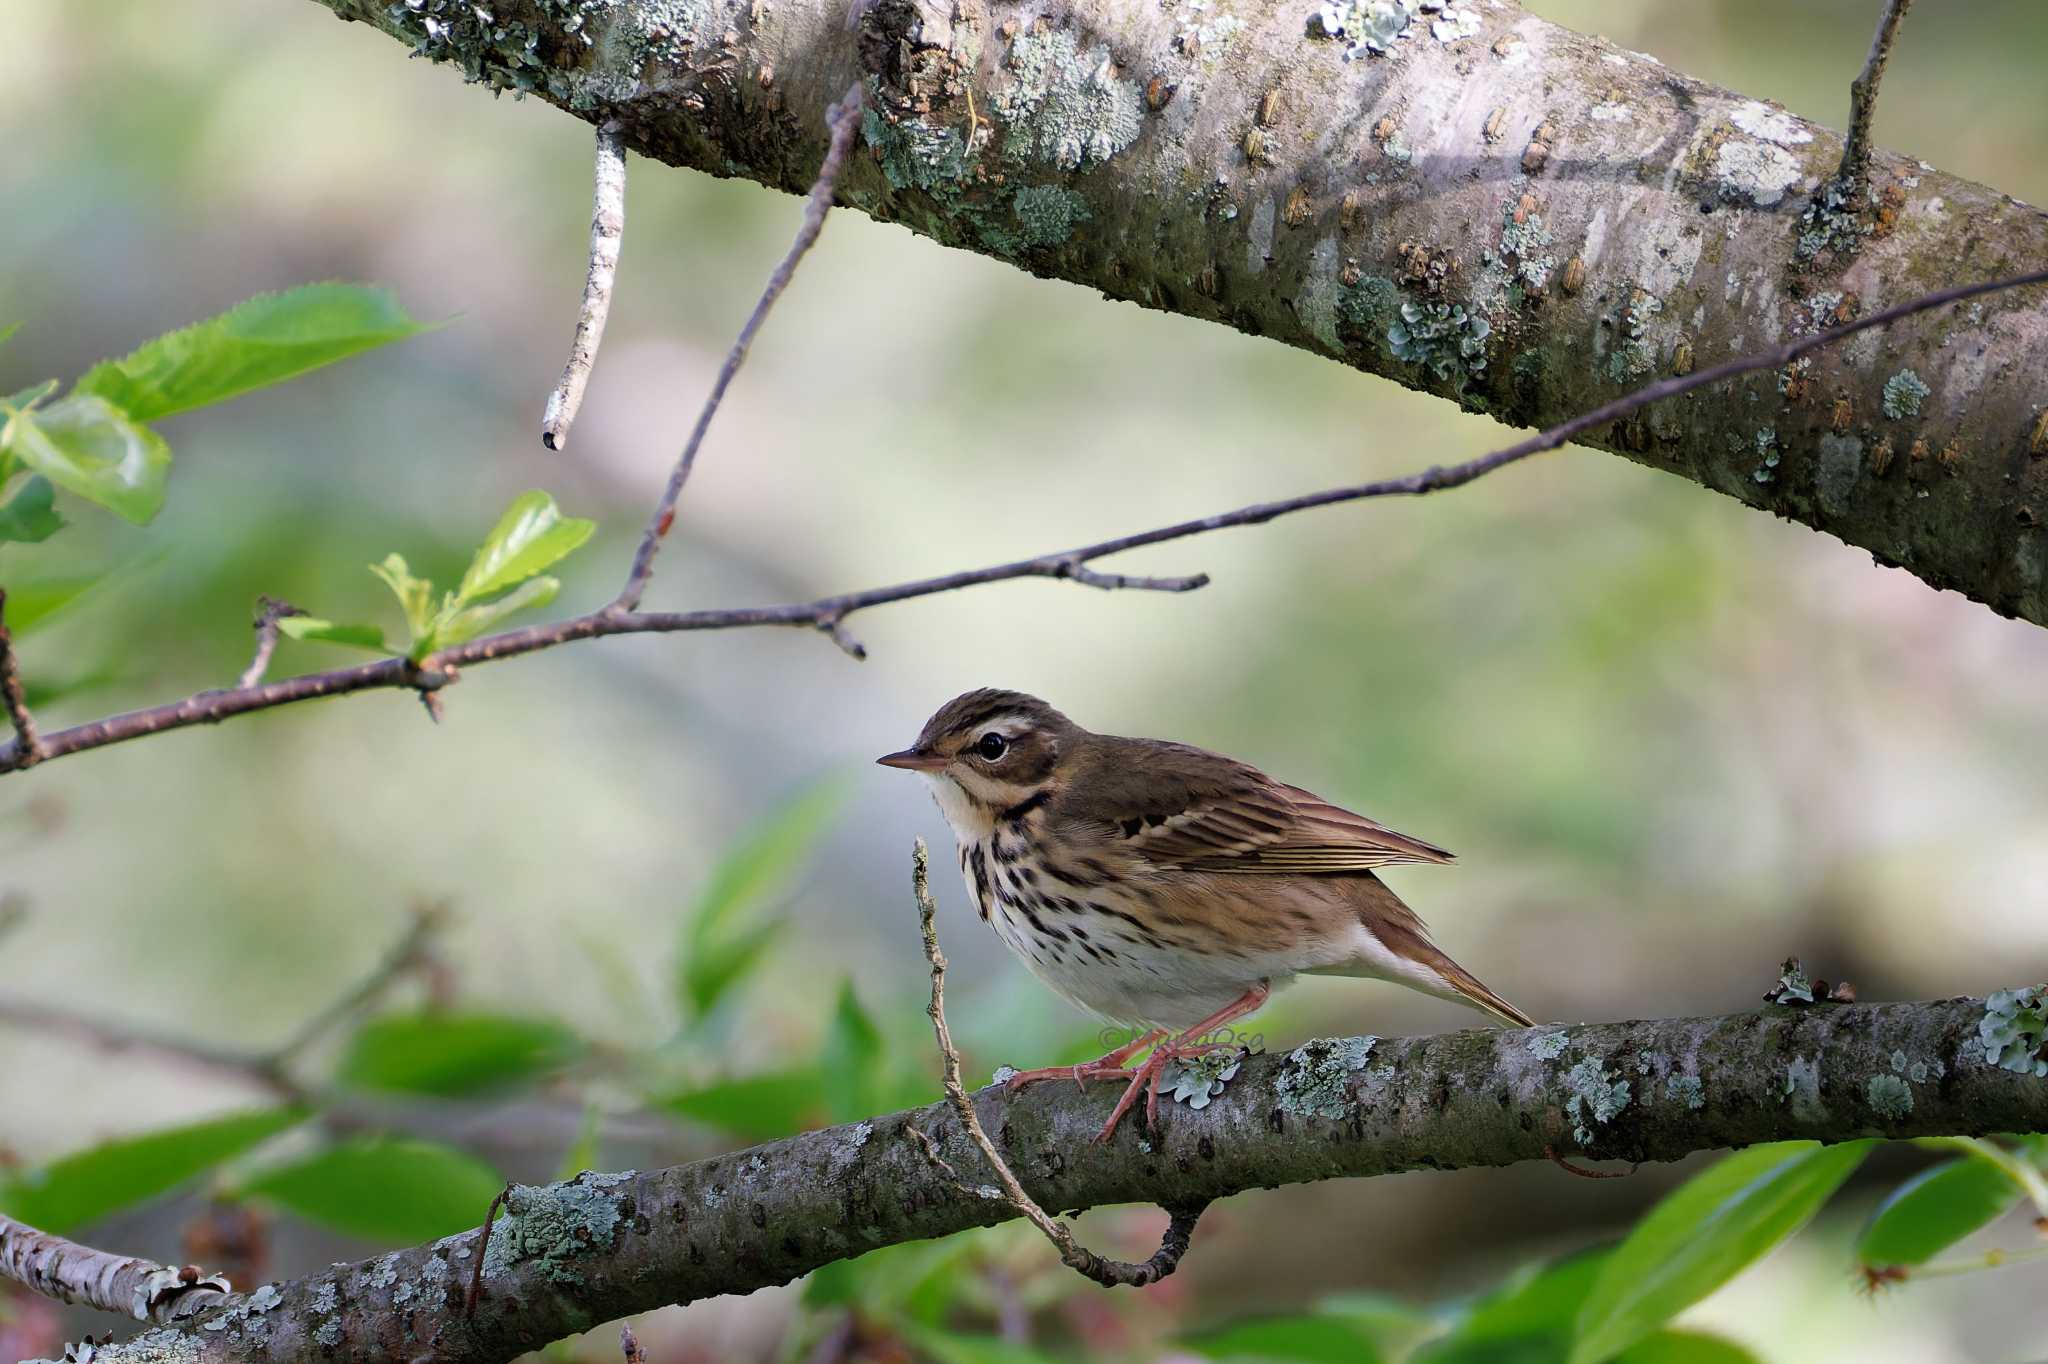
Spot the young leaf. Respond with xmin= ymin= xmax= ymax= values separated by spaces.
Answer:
xmin=0 ymin=1108 xmax=304 ymax=1234
xmin=2 ymin=379 xmax=58 ymax=413
xmin=0 ymin=476 xmax=64 ymax=544
xmin=456 ymin=490 xmax=595 ymax=604
xmin=1569 ymin=1141 xmax=1874 ymax=1364
xmin=1614 ymin=1333 xmax=1764 ymax=1364
xmin=336 ymin=1013 xmax=580 ymax=1097
xmin=1180 ymin=1313 xmax=1391 ymax=1362
xmin=679 ymin=778 xmax=849 ymax=1021
xmin=1857 ymin=1157 xmax=2023 ymax=1269
xmin=276 ymin=616 xmax=390 ymax=652
xmin=74 ymin=284 xmax=431 ymax=423
xmin=2 ymin=394 xmax=171 ymax=524
xmin=242 ymin=1136 xmax=502 ymax=1244
xmin=821 ymin=981 xmax=885 ymax=1123
xmin=428 ymin=574 xmax=559 ymax=652
xmin=1413 ymin=1249 xmax=1609 ymax=1364
xmin=368 ymin=553 xmax=435 ymax=643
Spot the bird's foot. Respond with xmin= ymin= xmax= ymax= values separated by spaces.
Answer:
xmin=1003 ymin=1058 xmax=1142 ymax=1094
xmin=1093 ymin=1047 xmax=1174 ymax=1144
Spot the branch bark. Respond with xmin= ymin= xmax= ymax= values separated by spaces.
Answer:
xmin=296 ymin=0 xmax=2048 ymax=627
xmin=45 ymin=994 xmax=2048 ymax=1363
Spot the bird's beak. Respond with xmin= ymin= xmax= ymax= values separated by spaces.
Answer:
xmin=876 ymin=747 xmax=947 ymax=772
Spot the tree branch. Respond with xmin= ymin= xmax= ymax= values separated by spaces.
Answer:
xmin=299 ymin=0 xmax=2048 ymax=628
xmin=1839 ymin=0 xmax=1914 ymax=192
xmin=3 ymin=262 xmax=2037 ymax=779
xmin=234 ymin=597 xmax=306 ymax=692
xmin=541 ymin=121 xmax=629 ymax=453
xmin=0 ymin=1213 xmax=232 ymax=1326
xmin=0 ymin=589 xmax=46 ymax=768
xmin=41 ymin=993 xmax=2048 ymax=1363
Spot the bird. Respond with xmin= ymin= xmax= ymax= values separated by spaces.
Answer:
xmin=878 ymin=688 xmax=1534 ymax=1142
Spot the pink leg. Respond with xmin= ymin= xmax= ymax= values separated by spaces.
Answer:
xmin=1004 ymin=1027 xmax=1166 ymax=1094
xmin=1097 ymin=982 xmax=1271 ymax=1143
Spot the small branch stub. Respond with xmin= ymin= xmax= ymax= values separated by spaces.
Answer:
xmin=1840 ymin=0 xmax=1914 ymax=190
xmin=542 ymin=121 xmax=628 ymax=452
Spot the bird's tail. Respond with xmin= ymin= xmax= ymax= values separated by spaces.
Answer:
xmin=1319 ymin=873 xmax=1538 ymax=1028
xmin=1426 ymin=953 xmax=1536 ymax=1029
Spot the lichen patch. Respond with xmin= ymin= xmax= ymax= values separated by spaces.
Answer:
xmin=1275 ymin=1035 xmax=1377 ymax=1118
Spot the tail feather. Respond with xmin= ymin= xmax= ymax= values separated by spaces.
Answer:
xmin=1428 ymin=955 xmax=1536 ymax=1029
xmin=1319 ymin=871 xmax=1537 ymax=1028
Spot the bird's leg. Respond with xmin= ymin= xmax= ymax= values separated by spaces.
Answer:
xmin=1098 ymin=982 xmax=1272 ymax=1142
xmin=1004 ymin=1027 xmax=1166 ymax=1094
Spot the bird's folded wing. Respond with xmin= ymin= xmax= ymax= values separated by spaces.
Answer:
xmin=1068 ymin=749 xmax=1454 ymax=873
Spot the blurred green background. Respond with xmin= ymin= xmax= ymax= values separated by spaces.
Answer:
xmin=3 ymin=0 xmax=2047 ymax=1360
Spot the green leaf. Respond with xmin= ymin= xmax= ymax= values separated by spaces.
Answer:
xmin=74 ymin=284 xmax=431 ymax=423
xmin=553 ymin=1101 xmax=604 ymax=1184
xmin=821 ymin=980 xmax=886 ymax=1123
xmin=243 ymin=1136 xmax=502 ymax=1244
xmin=2 ymin=379 xmax=58 ymax=412
xmin=456 ymin=490 xmax=595 ymax=603
xmin=896 ymin=1323 xmax=1066 ymax=1364
xmin=1857 ymin=1157 xmax=2022 ymax=1268
xmin=1614 ymin=1333 xmax=1764 ymax=1364
xmin=275 ymin=615 xmax=390 ymax=652
xmin=664 ymin=1066 xmax=828 ymax=1142
xmin=336 ymin=1013 xmax=580 ymax=1097
xmin=369 ymin=553 xmax=435 ymax=643
xmin=679 ymin=778 xmax=848 ymax=1021
xmin=1569 ymin=1141 xmax=1874 ymax=1364
xmin=3 ymin=394 xmax=170 ymax=524
xmin=0 ymin=476 xmax=64 ymax=544
xmin=0 ymin=1108 xmax=303 ymax=1233
xmin=1181 ymin=1314 xmax=1390 ymax=1362
xmin=427 ymin=574 xmax=559 ymax=653
xmin=1414 ymin=1250 xmax=1609 ymax=1364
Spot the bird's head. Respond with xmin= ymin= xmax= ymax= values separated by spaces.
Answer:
xmin=877 ymin=689 xmax=1077 ymax=832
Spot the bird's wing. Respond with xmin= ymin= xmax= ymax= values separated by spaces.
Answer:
xmin=1056 ymin=740 xmax=1453 ymax=874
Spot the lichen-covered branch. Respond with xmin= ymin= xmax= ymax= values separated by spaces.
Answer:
xmin=300 ymin=0 xmax=2048 ymax=627
xmin=52 ymin=993 xmax=2048 ymax=1363
xmin=540 ymin=121 xmax=629 ymax=452
xmin=0 ymin=1212 xmax=233 ymax=1324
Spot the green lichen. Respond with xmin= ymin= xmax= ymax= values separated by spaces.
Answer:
xmin=1389 ymin=298 xmax=1491 ymax=384
xmin=995 ymin=29 xmax=1143 ymax=171
xmin=1866 ymin=1072 xmax=1915 ymax=1118
xmin=1496 ymin=201 xmax=1557 ymax=290
xmin=1751 ymin=427 xmax=1780 ymax=484
xmin=1562 ymin=1057 xmax=1630 ymax=1144
xmin=1275 ymin=1035 xmax=1376 ymax=1119
xmin=1525 ymin=1030 xmax=1570 ymax=1061
xmin=1011 ymin=185 xmax=1091 ymax=248
xmin=1665 ymin=1073 xmax=1705 ymax=1110
xmin=862 ymin=104 xmax=970 ymax=195
xmin=480 ymin=1173 xmax=629 ymax=1287
xmin=1336 ymin=275 xmax=1401 ymax=337
xmin=1882 ymin=368 xmax=1931 ymax=419
xmin=1980 ymin=986 xmax=2048 ymax=1077
xmin=1797 ymin=177 xmax=1880 ymax=262
xmin=1160 ymin=1049 xmax=1244 ymax=1109
xmin=1605 ymin=288 xmax=1663 ymax=383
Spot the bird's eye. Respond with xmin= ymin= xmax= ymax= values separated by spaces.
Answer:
xmin=976 ymin=732 xmax=1008 ymax=761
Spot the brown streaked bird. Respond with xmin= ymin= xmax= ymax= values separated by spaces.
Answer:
xmin=879 ymin=689 xmax=1534 ymax=1142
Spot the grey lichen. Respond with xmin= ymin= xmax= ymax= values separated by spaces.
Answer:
xmin=1751 ymin=427 xmax=1780 ymax=484
xmin=1980 ymin=986 xmax=2048 ymax=1077
xmin=1160 ymin=1049 xmax=1244 ymax=1109
xmin=1665 ymin=1073 xmax=1705 ymax=1110
xmin=1882 ymin=368 xmax=1932 ymax=419
xmin=1766 ymin=957 xmax=1815 ymax=1005
xmin=1525 ymin=1030 xmax=1570 ymax=1061
xmin=1606 ymin=288 xmax=1663 ymax=383
xmin=1782 ymin=1054 xmax=1828 ymax=1123
xmin=314 ymin=1321 xmax=343 ymax=1348
xmin=1716 ymin=140 xmax=1802 ymax=207
xmin=481 ymin=1173 xmax=628 ymax=1286
xmin=996 ymin=28 xmax=1144 ymax=171
xmin=990 ymin=1064 xmax=1019 ymax=1086
xmin=862 ymin=103 xmax=970 ymax=195
xmin=1866 ymin=1073 xmax=1915 ymax=1119
xmin=309 ymin=1281 xmax=337 ymax=1315
xmin=1011 ymin=184 xmax=1091 ymax=249
xmin=1314 ymin=1 xmax=1480 ymax=58
xmin=1389 ymin=298 xmax=1491 ymax=383
xmin=1275 ymin=1035 xmax=1376 ymax=1119
xmin=1561 ymin=1057 xmax=1630 ymax=1145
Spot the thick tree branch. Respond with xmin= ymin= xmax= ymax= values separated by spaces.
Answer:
xmin=298 ymin=0 xmax=2048 ymax=629
xmin=45 ymin=994 xmax=2048 ymax=1363
xmin=2 ymin=262 xmax=2035 ymax=778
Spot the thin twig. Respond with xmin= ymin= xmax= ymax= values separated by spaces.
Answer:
xmin=235 ymin=596 xmax=305 ymax=691
xmin=0 ymin=589 xmax=45 ymax=768
xmin=266 ymin=901 xmax=445 ymax=1066
xmin=466 ymin=1185 xmax=513 ymax=1315
xmin=4 ymin=265 xmax=2045 ymax=780
xmin=1839 ymin=0 xmax=1914 ymax=191
xmin=0 ymin=1210 xmax=233 ymax=1324
xmin=542 ymin=121 xmax=628 ymax=453
xmin=908 ymin=839 xmax=1207 ymax=1289
xmin=614 ymin=84 xmax=864 ymax=611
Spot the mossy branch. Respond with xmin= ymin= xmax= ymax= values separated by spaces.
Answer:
xmin=36 ymin=993 xmax=2048 ymax=1363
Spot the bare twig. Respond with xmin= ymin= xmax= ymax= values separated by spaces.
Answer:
xmin=4 ymin=266 xmax=2044 ymax=780
xmin=614 ymin=84 xmax=864 ymax=611
xmin=618 ymin=1322 xmax=646 ymax=1363
xmin=908 ymin=839 xmax=1207 ymax=1289
xmin=0 ymin=589 xmax=45 ymax=768
xmin=542 ymin=121 xmax=628 ymax=453
xmin=266 ymin=901 xmax=444 ymax=1066
xmin=235 ymin=596 xmax=305 ymax=691
xmin=0 ymin=1211 xmax=232 ymax=1324
xmin=1839 ymin=0 xmax=1914 ymax=191
xmin=466 ymin=1185 xmax=512 ymax=1315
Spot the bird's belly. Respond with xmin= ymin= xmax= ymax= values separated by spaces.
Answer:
xmin=963 ymin=840 xmax=1289 ymax=1031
